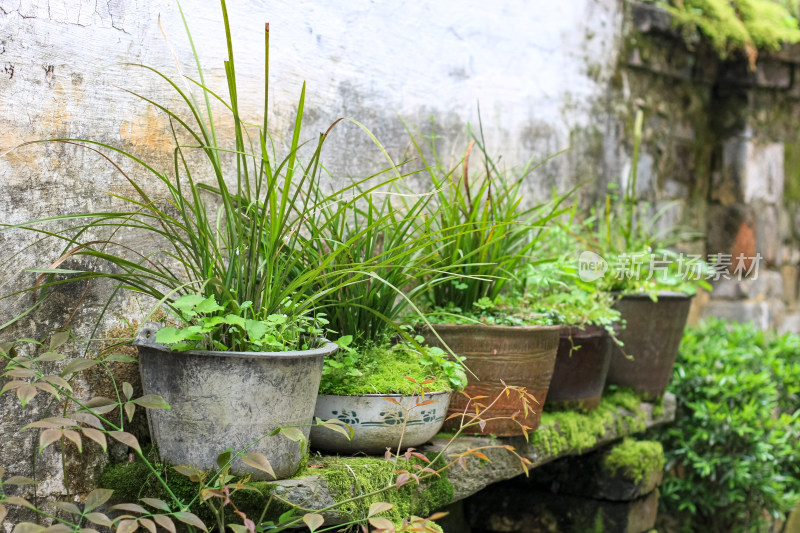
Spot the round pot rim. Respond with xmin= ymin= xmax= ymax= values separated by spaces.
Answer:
xmin=317 ymin=390 xmax=453 ymax=399
xmin=559 ymin=324 xmax=607 ymax=338
xmin=614 ymin=291 xmax=694 ymax=301
xmin=420 ymin=323 xmax=562 ymax=333
xmin=134 ymin=322 xmax=337 ymax=360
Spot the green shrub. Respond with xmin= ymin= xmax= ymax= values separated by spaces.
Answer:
xmin=652 ymin=318 xmax=800 ymax=532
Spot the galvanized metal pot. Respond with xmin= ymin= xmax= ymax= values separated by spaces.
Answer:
xmin=309 ymin=391 xmax=452 ymax=454
xmin=546 ymin=325 xmax=612 ymax=412
xmin=606 ymin=292 xmax=692 ymax=400
xmin=421 ymin=324 xmax=560 ymax=437
xmin=134 ymin=323 xmax=337 ymax=480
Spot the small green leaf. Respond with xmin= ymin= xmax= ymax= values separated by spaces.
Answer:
xmin=102 ymin=353 xmax=137 ymax=363
xmin=61 ymin=358 xmax=97 ymax=377
xmin=195 ymin=296 xmax=224 ymax=314
xmin=131 ymin=395 xmax=171 ymax=410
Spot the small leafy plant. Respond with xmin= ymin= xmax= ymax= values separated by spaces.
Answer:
xmin=651 ymin=318 xmax=800 ymax=532
xmin=153 ymin=293 xmax=327 ymax=352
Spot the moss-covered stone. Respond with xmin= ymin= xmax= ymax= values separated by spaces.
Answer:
xmin=295 ymin=454 xmax=454 ymax=525
xmin=98 ymin=450 xmax=275 ymax=527
xmin=602 ymin=438 xmax=665 ymax=484
xmin=531 ymin=390 xmax=649 ymax=456
xmin=655 ymin=0 xmax=800 ymax=58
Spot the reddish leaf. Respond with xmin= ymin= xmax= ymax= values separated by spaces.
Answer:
xmin=368 ymin=502 xmax=393 ymax=517
xmin=61 ymin=358 xmax=98 ymax=377
xmin=173 ymin=511 xmax=207 ymax=531
xmin=5 ymin=368 xmax=36 ymax=379
xmin=3 ymin=476 xmax=37 ymax=486
xmin=241 ymin=452 xmax=276 ymax=479
xmin=39 ymin=428 xmax=62 ymax=452
xmin=140 ymin=498 xmax=170 ymax=512
xmin=368 ymin=517 xmax=395 ymax=531
xmin=62 ymin=429 xmax=82 ymax=452
xmin=124 ymin=403 xmax=136 ymax=423
xmin=85 ymin=489 xmax=114 ymax=512
xmin=116 ymin=519 xmax=138 ymax=533
xmin=138 ymin=519 xmax=156 ymax=533
xmin=152 ymin=516 xmax=176 ymax=533
xmin=109 ymin=432 xmax=141 ymax=453
xmin=110 ymin=503 xmax=148 ymax=515
xmin=130 ymin=395 xmax=170 ymax=410
xmin=409 ymin=452 xmax=430 ymax=463
xmin=74 ymin=412 xmax=103 ymax=429
xmin=43 ymin=375 xmax=72 ymax=391
xmin=471 ymin=451 xmax=490 ymax=462
xmin=4 ymin=496 xmax=35 ymax=509
xmin=122 ymin=382 xmax=134 ymax=401
xmin=53 ymin=501 xmax=81 ymax=515
xmin=395 ymin=473 xmax=410 ymax=489
xmin=82 ymin=428 xmax=107 ymax=452
xmin=17 ymin=385 xmax=38 ymax=407
xmin=12 ymin=523 xmax=45 ymax=533
xmin=415 ymin=400 xmax=435 ymax=407
xmin=84 ymin=513 xmax=112 ymax=527
xmin=0 ymin=380 xmax=26 ymax=395
xmin=34 ymin=382 xmax=60 ymax=399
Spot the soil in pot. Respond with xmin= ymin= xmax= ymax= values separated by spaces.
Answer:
xmin=309 ymin=391 xmax=452 ymax=454
xmin=546 ymin=325 xmax=612 ymax=412
xmin=134 ymin=323 xmax=337 ymax=480
xmin=422 ymin=323 xmax=560 ymax=437
xmin=606 ymin=292 xmax=692 ymax=401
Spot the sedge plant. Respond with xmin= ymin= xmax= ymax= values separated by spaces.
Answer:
xmin=0 ymin=0 xmax=411 ymax=352
xmin=406 ymin=118 xmax=572 ymax=325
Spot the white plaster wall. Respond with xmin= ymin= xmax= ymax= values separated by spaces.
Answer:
xmin=0 ymin=0 xmax=623 ymax=505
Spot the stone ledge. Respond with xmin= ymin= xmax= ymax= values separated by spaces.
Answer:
xmin=271 ymin=393 xmax=676 ymax=524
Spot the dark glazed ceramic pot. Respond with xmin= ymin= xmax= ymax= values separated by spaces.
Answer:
xmin=606 ymin=292 xmax=693 ymax=400
xmin=546 ymin=325 xmax=612 ymax=412
xmin=421 ymin=323 xmax=560 ymax=436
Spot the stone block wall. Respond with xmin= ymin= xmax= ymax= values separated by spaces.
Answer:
xmin=621 ymin=3 xmax=800 ymax=332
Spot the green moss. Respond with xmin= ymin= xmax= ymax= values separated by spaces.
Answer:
xmin=531 ymin=391 xmax=649 ymax=456
xmin=99 ymin=453 xmax=274 ymax=527
xmin=785 ymin=142 xmax=800 ymax=201
xmin=320 ymin=342 xmax=455 ymax=395
xmin=602 ymin=439 xmax=665 ymax=484
xmin=295 ymin=455 xmax=453 ymax=525
xmin=658 ymin=0 xmax=800 ymax=58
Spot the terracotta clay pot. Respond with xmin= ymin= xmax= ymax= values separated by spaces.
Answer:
xmin=546 ymin=325 xmax=612 ymax=412
xmin=606 ymin=292 xmax=692 ymax=400
xmin=421 ymin=324 xmax=559 ymax=437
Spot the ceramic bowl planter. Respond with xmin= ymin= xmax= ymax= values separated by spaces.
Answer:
xmin=421 ymin=324 xmax=560 ymax=437
xmin=546 ymin=325 xmax=613 ymax=412
xmin=309 ymin=391 xmax=452 ymax=454
xmin=134 ymin=323 xmax=337 ymax=480
xmin=606 ymin=292 xmax=693 ymax=400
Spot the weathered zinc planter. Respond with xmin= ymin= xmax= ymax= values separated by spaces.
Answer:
xmin=309 ymin=391 xmax=452 ymax=454
xmin=546 ymin=325 xmax=612 ymax=412
xmin=422 ymin=324 xmax=560 ymax=437
xmin=606 ymin=292 xmax=692 ymax=400
xmin=134 ymin=323 xmax=337 ymax=480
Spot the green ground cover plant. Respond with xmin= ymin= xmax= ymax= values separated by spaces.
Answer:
xmin=651 ymin=318 xmax=800 ymax=532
